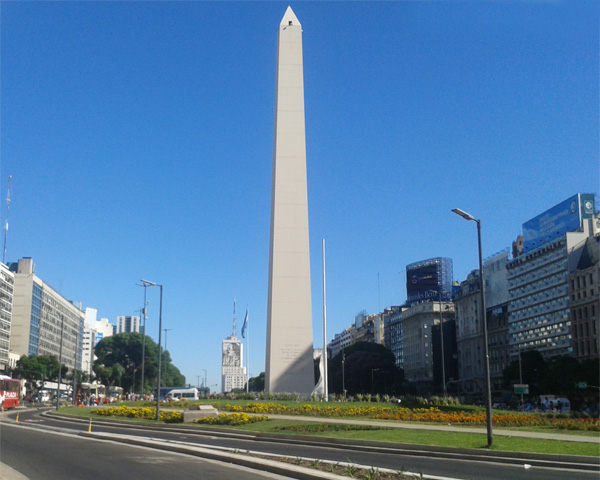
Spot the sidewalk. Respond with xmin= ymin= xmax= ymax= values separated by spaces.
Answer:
xmin=262 ymin=414 xmax=600 ymax=444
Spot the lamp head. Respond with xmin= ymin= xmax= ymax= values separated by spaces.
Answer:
xmin=141 ymin=279 xmax=156 ymax=286
xmin=452 ymin=208 xmax=476 ymax=222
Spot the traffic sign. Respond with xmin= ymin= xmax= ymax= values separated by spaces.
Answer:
xmin=514 ymin=384 xmax=529 ymax=394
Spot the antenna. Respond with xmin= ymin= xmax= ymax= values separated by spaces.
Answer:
xmin=232 ymin=297 xmax=237 ymax=337
xmin=3 ymin=175 xmax=12 ymax=264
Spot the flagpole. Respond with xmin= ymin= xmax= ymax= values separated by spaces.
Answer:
xmin=246 ymin=307 xmax=249 ymax=394
xmin=322 ymin=239 xmax=328 ymax=401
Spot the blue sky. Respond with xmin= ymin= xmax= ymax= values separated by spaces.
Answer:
xmin=1 ymin=1 xmax=598 ymax=390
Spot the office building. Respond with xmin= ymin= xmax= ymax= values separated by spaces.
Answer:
xmin=222 ymin=336 xmax=247 ymax=393
xmin=568 ymin=235 xmax=599 ymax=361
xmin=406 ymin=257 xmax=453 ymax=306
xmin=0 ymin=263 xmax=14 ymax=372
xmin=9 ymin=258 xmax=83 ymax=371
xmin=115 ymin=315 xmax=142 ymax=334
xmin=507 ymin=194 xmax=596 ymax=359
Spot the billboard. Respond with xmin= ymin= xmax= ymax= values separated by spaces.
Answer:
xmin=222 ymin=341 xmax=241 ymax=367
xmin=406 ymin=257 xmax=452 ymax=305
xmin=94 ymin=333 xmax=103 ymax=346
xmin=522 ymin=194 xmax=595 ymax=253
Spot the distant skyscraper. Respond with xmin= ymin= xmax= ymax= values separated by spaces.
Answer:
xmin=115 ymin=315 xmax=141 ymax=334
xmin=265 ymin=6 xmax=315 ymax=394
xmin=221 ymin=336 xmax=247 ymax=393
xmin=406 ymin=257 xmax=453 ymax=306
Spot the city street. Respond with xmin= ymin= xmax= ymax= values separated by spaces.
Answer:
xmin=1 ymin=408 xmax=598 ymax=480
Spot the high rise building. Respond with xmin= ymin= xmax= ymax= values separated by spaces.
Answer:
xmin=115 ymin=315 xmax=141 ymax=334
xmin=406 ymin=257 xmax=453 ymax=306
xmin=507 ymin=194 xmax=597 ymax=360
xmin=568 ymin=235 xmax=599 ymax=361
xmin=401 ymin=300 xmax=454 ymax=393
xmin=0 ymin=263 xmax=14 ymax=372
xmin=9 ymin=258 xmax=83 ymax=371
xmin=265 ymin=6 xmax=315 ymax=394
xmin=221 ymin=336 xmax=247 ymax=393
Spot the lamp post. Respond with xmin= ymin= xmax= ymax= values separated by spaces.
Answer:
xmin=341 ymin=348 xmax=346 ymax=400
xmin=137 ymin=282 xmax=149 ymax=397
xmin=141 ymin=279 xmax=163 ymax=422
xmin=201 ymin=369 xmax=207 ymax=388
xmin=452 ymin=208 xmax=493 ymax=448
xmin=56 ymin=314 xmax=65 ymax=411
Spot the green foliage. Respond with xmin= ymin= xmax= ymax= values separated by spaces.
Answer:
xmin=248 ymin=372 xmax=265 ymax=392
xmin=14 ymin=355 xmax=68 ymax=388
xmin=328 ymin=342 xmax=405 ymax=396
xmin=94 ymin=333 xmax=185 ymax=393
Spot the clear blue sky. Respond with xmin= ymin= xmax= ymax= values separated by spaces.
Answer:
xmin=1 ymin=1 xmax=598 ymax=390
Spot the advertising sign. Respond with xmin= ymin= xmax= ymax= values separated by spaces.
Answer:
xmin=522 ymin=194 xmax=595 ymax=253
xmin=406 ymin=258 xmax=452 ymax=304
xmin=94 ymin=333 xmax=103 ymax=346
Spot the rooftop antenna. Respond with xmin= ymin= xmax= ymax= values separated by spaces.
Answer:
xmin=232 ymin=297 xmax=237 ymax=337
xmin=3 ymin=175 xmax=12 ymax=264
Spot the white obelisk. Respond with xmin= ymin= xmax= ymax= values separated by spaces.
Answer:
xmin=265 ymin=6 xmax=314 ymax=394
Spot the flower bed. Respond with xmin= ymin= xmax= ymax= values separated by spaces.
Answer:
xmin=93 ymin=405 xmax=183 ymax=423
xmin=216 ymin=402 xmax=599 ymax=431
xmin=195 ymin=412 xmax=270 ymax=426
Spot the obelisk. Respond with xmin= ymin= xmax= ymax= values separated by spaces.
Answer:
xmin=265 ymin=6 xmax=314 ymax=394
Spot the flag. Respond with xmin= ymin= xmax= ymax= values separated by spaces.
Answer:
xmin=241 ymin=308 xmax=248 ymax=339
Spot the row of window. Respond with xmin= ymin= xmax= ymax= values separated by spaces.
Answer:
xmin=571 ymin=273 xmax=595 ymax=290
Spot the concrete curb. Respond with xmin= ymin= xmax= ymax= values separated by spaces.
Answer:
xmin=81 ymin=430 xmax=458 ymax=480
xmin=43 ymin=411 xmax=600 ymax=472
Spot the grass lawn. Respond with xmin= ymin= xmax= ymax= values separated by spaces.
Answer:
xmin=52 ymin=404 xmax=600 ymax=457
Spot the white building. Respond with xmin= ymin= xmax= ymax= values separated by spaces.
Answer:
xmin=0 ymin=263 xmax=14 ymax=372
xmin=10 ymin=258 xmax=83 ymax=371
xmin=221 ymin=336 xmax=247 ymax=393
xmin=116 ymin=315 xmax=141 ymax=334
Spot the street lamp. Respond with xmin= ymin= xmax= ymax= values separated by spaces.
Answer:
xmin=137 ymin=282 xmax=150 ymax=398
xmin=452 ymin=208 xmax=493 ymax=448
xmin=141 ymin=279 xmax=163 ymax=422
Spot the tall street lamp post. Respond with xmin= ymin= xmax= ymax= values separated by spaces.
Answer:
xmin=452 ymin=208 xmax=493 ymax=448
xmin=141 ymin=279 xmax=163 ymax=422
xmin=137 ymin=282 xmax=149 ymax=397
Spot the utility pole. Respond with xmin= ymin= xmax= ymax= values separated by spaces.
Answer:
xmin=3 ymin=175 xmax=12 ymax=264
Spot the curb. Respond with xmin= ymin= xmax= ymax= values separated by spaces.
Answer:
xmin=44 ymin=411 xmax=600 ymax=472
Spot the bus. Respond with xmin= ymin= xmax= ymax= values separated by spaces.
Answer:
xmin=79 ymin=382 xmax=106 ymax=405
xmin=107 ymin=386 xmax=124 ymax=403
xmin=0 ymin=375 xmax=21 ymax=409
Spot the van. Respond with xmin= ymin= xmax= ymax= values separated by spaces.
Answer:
xmin=165 ymin=387 xmax=199 ymax=401
xmin=540 ymin=395 xmax=570 ymax=413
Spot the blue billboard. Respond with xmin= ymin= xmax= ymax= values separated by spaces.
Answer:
xmin=406 ymin=257 xmax=453 ymax=305
xmin=94 ymin=332 xmax=104 ymax=346
xmin=522 ymin=193 xmax=595 ymax=253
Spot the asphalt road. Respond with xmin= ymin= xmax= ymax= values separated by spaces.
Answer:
xmin=2 ymin=408 xmax=599 ymax=480
xmin=0 ymin=422 xmax=295 ymax=480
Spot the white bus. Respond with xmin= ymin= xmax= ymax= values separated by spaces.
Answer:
xmin=165 ymin=387 xmax=199 ymax=401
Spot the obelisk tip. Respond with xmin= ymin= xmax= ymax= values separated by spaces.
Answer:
xmin=280 ymin=6 xmax=301 ymax=28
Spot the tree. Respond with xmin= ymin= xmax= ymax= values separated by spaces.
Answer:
xmin=14 ymin=355 xmax=68 ymax=390
xmin=502 ymin=349 xmax=547 ymax=397
xmin=94 ymin=333 xmax=185 ymax=393
xmin=328 ymin=342 xmax=404 ymax=396
xmin=248 ymin=372 xmax=265 ymax=392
